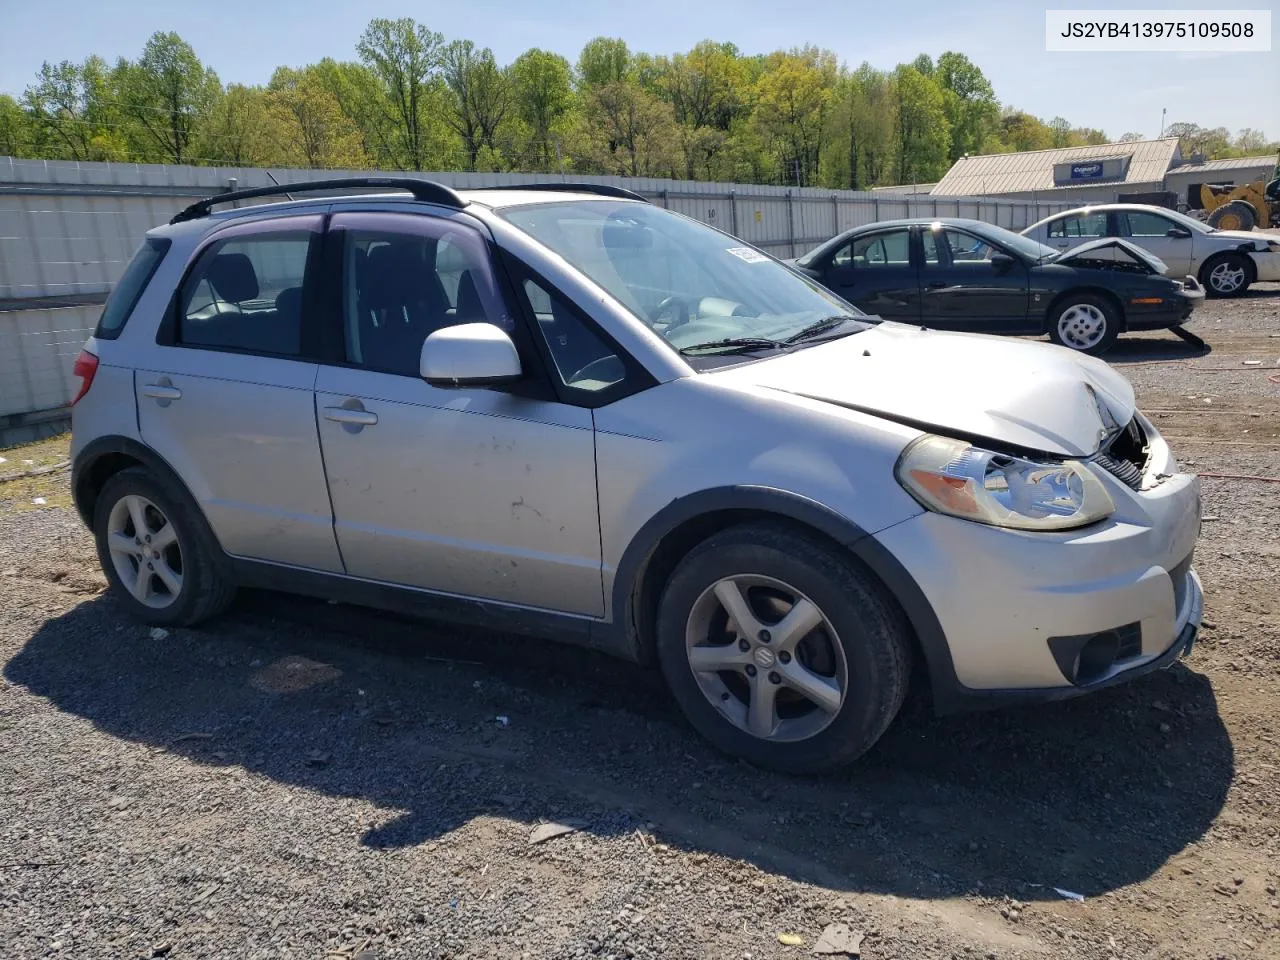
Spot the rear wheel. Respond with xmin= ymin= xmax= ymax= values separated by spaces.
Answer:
xmin=1206 ymin=200 xmax=1256 ymax=232
xmin=93 ymin=467 xmax=234 ymax=626
xmin=1048 ymin=293 xmax=1120 ymax=355
xmin=1199 ymin=252 xmax=1253 ymax=298
xmin=655 ymin=523 xmax=910 ymax=774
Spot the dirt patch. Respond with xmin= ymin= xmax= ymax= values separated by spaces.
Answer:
xmin=1 ymin=288 xmax=1279 ymax=959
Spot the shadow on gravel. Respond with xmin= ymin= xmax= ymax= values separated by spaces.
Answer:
xmin=6 ymin=590 xmax=1234 ymax=904
xmin=1106 ymin=335 xmax=1211 ymax=364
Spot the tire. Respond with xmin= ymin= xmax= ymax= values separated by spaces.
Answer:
xmin=654 ymin=522 xmax=911 ymax=774
xmin=1206 ymin=200 xmax=1257 ymax=232
xmin=1199 ymin=252 xmax=1253 ymax=299
xmin=92 ymin=466 xmax=235 ymax=626
xmin=1047 ymin=293 xmax=1120 ymax=355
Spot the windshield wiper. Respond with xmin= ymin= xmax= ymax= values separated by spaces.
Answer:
xmin=783 ymin=315 xmax=862 ymax=344
xmin=678 ymin=336 xmax=786 ymax=356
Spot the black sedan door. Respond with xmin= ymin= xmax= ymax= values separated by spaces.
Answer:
xmin=919 ymin=225 xmax=1033 ymax=332
xmin=806 ymin=227 xmax=921 ymax=322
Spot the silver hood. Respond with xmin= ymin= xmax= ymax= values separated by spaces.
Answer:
xmin=712 ymin=322 xmax=1137 ymax=457
xmin=1053 ymin=237 xmax=1168 ymax=274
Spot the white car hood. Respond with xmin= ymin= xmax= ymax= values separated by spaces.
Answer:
xmin=711 ymin=322 xmax=1137 ymax=457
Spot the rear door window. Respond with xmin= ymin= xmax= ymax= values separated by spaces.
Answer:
xmin=845 ymin=229 xmax=912 ymax=268
xmin=177 ymin=231 xmax=313 ymax=357
xmin=1048 ymin=213 xmax=1107 ymax=239
xmin=95 ymin=237 xmax=171 ymax=339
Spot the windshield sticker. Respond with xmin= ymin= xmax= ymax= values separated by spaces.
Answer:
xmin=726 ymin=246 xmax=769 ymax=263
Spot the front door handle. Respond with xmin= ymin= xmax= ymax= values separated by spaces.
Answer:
xmin=323 ymin=406 xmax=378 ymax=427
xmin=925 ymin=281 xmax=948 ymax=289
xmin=141 ymin=383 xmax=182 ymax=401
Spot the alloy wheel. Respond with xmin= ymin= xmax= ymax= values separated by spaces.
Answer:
xmin=1056 ymin=303 xmax=1107 ymax=350
xmin=684 ymin=574 xmax=847 ymax=742
xmin=106 ymin=494 xmax=183 ymax=609
xmin=1208 ymin=260 xmax=1245 ymax=294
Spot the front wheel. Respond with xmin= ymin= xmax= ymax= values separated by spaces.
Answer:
xmin=1199 ymin=253 xmax=1252 ymax=298
xmin=1048 ymin=294 xmax=1120 ymax=355
xmin=655 ymin=523 xmax=911 ymax=774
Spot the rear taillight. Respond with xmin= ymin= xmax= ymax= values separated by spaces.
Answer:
xmin=71 ymin=349 xmax=99 ymax=405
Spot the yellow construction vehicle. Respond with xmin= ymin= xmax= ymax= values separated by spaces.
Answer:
xmin=1186 ymin=170 xmax=1280 ymax=231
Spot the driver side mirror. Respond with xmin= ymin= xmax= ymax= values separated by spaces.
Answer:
xmin=421 ymin=323 xmax=522 ymax=387
xmin=1166 ymin=227 xmax=1192 ymax=239
xmin=989 ymin=252 xmax=1016 ymax=271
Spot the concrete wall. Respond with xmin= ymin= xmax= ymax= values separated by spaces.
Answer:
xmin=0 ymin=157 xmax=1077 ymax=439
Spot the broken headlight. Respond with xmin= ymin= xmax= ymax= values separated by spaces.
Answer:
xmin=895 ymin=435 xmax=1115 ymax=531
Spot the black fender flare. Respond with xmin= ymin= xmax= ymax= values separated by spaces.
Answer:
xmin=606 ymin=485 xmax=960 ymax=710
xmin=72 ymin=435 xmax=202 ymax=531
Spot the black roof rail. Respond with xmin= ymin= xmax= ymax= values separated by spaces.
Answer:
xmin=470 ymin=182 xmax=650 ymax=203
xmin=169 ymin=177 xmax=469 ymax=224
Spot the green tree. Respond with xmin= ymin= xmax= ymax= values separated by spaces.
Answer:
xmin=893 ymin=65 xmax=950 ymax=184
xmin=195 ymin=84 xmax=280 ymax=166
xmin=356 ymin=17 xmax=447 ymax=170
xmin=1000 ymin=109 xmax=1053 ymax=152
xmin=0 ymin=94 xmax=31 ymax=156
xmin=268 ymin=67 xmax=368 ymax=169
xmin=935 ymin=52 xmax=998 ymax=162
xmin=1232 ymin=128 xmax=1270 ymax=153
xmin=753 ymin=48 xmax=836 ymax=186
xmin=1070 ymin=126 xmax=1108 ymax=146
xmin=311 ymin=58 xmax=402 ymax=168
xmin=113 ymin=33 xmax=220 ymax=163
xmin=441 ymin=41 xmax=513 ymax=170
xmin=1118 ymin=131 xmax=1144 ymax=142
xmin=511 ymin=49 xmax=573 ymax=169
xmin=657 ymin=41 xmax=746 ymax=178
xmin=22 ymin=56 xmax=125 ymax=160
xmin=1048 ymin=115 xmax=1071 ymax=147
xmin=577 ymin=80 xmax=677 ymax=176
xmin=826 ymin=63 xmax=895 ymax=189
xmin=576 ymin=37 xmax=631 ymax=88
xmin=1166 ymin=121 xmax=1232 ymax=158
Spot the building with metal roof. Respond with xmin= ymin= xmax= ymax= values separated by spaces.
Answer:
xmin=930 ymin=138 xmax=1277 ymax=207
xmin=1162 ymin=154 xmax=1279 ymax=205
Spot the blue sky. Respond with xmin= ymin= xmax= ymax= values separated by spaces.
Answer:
xmin=1 ymin=0 xmax=1276 ymax=144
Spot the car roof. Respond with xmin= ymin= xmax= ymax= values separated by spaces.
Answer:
xmin=840 ymin=217 xmax=994 ymax=231
xmin=147 ymin=185 xmax=646 ymax=240
xmin=1027 ymin=203 xmax=1187 ymax=226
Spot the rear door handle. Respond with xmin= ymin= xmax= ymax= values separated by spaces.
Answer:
xmin=925 ymin=281 xmax=947 ymax=289
xmin=323 ymin=407 xmax=378 ymax=427
xmin=142 ymin=384 xmax=182 ymax=401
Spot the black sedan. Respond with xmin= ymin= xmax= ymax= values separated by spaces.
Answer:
xmin=788 ymin=218 xmax=1204 ymax=354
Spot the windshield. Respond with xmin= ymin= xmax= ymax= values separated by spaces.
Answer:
xmin=497 ymin=200 xmax=871 ymax=355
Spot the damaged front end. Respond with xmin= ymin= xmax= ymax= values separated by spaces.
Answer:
xmin=1051 ymin=237 xmax=1169 ymax=275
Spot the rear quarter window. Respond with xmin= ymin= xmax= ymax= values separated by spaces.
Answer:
xmin=95 ymin=237 xmax=171 ymax=340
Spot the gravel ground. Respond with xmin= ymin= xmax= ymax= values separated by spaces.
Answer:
xmin=2 ymin=286 xmax=1279 ymax=960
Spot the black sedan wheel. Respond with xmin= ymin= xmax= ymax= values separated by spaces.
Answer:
xmin=1048 ymin=294 xmax=1120 ymax=355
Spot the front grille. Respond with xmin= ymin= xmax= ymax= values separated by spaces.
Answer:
xmin=1169 ymin=552 xmax=1194 ymax=613
xmin=1095 ymin=416 xmax=1149 ymax=490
